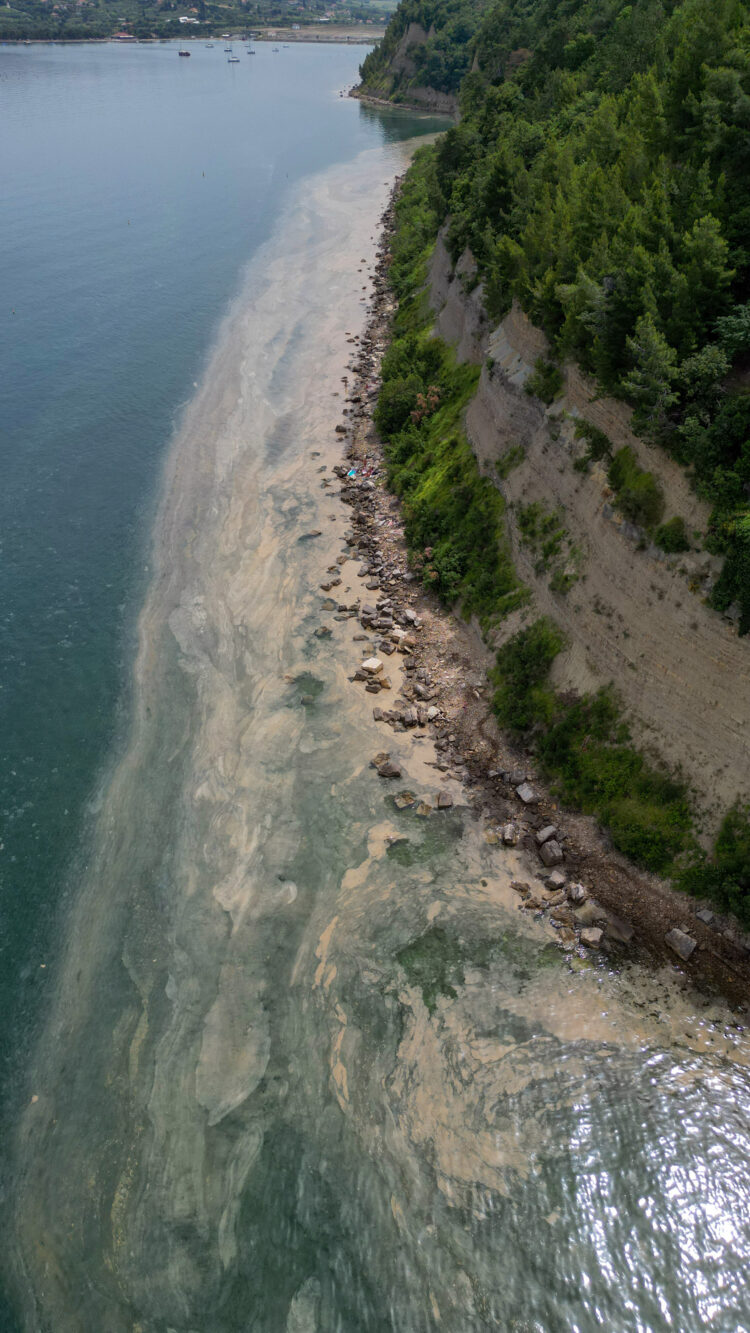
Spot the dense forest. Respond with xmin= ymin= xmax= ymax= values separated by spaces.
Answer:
xmin=445 ymin=0 xmax=750 ymax=629
xmin=364 ymin=0 xmax=750 ymax=921
xmin=358 ymin=0 xmax=493 ymax=94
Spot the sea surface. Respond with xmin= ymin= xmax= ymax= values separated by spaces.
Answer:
xmin=2 ymin=38 xmax=750 ymax=1333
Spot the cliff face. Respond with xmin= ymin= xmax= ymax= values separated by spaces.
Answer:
xmin=355 ymin=20 xmax=459 ymax=115
xmin=429 ymin=234 xmax=750 ymax=829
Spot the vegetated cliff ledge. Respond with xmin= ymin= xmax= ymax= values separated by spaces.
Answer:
xmin=429 ymin=231 xmax=750 ymax=833
xmin=354 ymin=22 xmax=459 ymax=115
xmin=354 ymin=3 xmax=476 ymax=116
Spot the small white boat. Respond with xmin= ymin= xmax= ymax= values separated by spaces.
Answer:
xmin=227 ymin=55 xmax=240 ymax=62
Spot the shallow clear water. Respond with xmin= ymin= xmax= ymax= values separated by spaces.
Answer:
xmin=2 ymin=41 xmax=750 ymax=1333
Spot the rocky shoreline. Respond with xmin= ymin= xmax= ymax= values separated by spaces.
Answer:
xmin=327 ymin=178 xmax=750 ymax=1009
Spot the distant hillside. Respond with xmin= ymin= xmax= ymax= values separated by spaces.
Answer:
xmin=0 ymin=0 xmax=388 ymax=42
xmin=357 ymin=0 xmax=490 ymax=107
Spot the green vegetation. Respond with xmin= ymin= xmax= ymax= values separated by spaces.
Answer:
xmin=679 ymin=804 xmax=750 ymax=927
xmin=375 ymin=2 xmax=750 ymax=921
xmin=491 ymin=621 xmax=693 ymax=874
xmin=377 ymin=150 xmax=527 ymax=622
xmin=654 ymin=515 xmax=691 ymax=553
xmin=524 ymin=357 xmax=563 ymax=405
xmin=607 ymin=445 xmax=665 ymax=529
xmin=393 ymin=0 xmax=750 ymax=633
xmin=573 ymin=418 xmax=612 ymax=472
xmin=494 ymin=442 xmax=524 ymax=478
xmin=359 ymin=0 xmax=493 ymax=99
xmin=516 ymin=501 xmax=580 ymax=590
xmin=491 ymin=619 xmax=750 ymax=917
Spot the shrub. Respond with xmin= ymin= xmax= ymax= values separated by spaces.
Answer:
xmin=654 ymin=515 xmax=691 ymax=553
xmin=574 ymin=418 xmax=612 ymax=465
xmin=525 ymin=358 xmax=564 ymax=405
xmin=374 ymin=374 xmax=422 ymax=436
xmin=491 ymin=619 xmax=566 ymax=733
xmin=678 ymin=803 xmax=750 ymax=926
xmin=608 ymin=446 xmax=665 ymax=528
xmin=495 ymin=444 xmax=525 ymax=478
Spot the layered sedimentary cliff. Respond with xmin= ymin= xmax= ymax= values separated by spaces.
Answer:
xmin=429 ymin=234 xmax=750 ymax=830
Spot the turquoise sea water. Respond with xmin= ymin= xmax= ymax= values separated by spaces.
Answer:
xmin=0 ymin=40 xmax=439 ymax=1098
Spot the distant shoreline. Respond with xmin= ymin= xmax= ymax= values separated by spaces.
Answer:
xmin=1 ymin=25 xmax=384 ymax=47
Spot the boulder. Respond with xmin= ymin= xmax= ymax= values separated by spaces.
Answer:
xmin=665 ymin=927 xmax=697 ymax=961
xmin=580 ymin=927 xmax=604 ymax=948
xmin=567 ymin=882 xmax=587 ymax=904
xmin=546 ymin=868 xmax=567 ymax=890
xmin=536 ymin=825 xmax=558 ymax=845
xmin=377 ymin=760 xmax=403 ymax=780
xmin=361 ymin=657 xmax=383 ymax=675
xmin=393 ymin=791 xmax=417 ymax=809
xmin=539 ymin=839 xmax=564 ymax=867
xmin=516 ymin=783 xmax=538 ymax=805
xmin=695 ymin=908 xmax=714 ymax=925
xmin=436 ymin=791 xmax=453 ymax=809
xmin=502 ymin=823 xmax=519 ymax=846
xmin=605 ymin=913 xmax=634 ymax=944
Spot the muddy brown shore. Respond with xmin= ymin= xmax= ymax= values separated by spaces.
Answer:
xmin=333 ymin=178 xmax=750 ymax=1008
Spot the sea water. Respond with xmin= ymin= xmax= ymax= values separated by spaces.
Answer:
xmin=2 ymin=40 xmax=750 ymax=1333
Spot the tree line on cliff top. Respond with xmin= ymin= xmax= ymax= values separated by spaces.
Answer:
xmin=366 ymin=0 xmax=750 ymax=920
xmin=364 ymin=0 xmax=750 ymax=633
